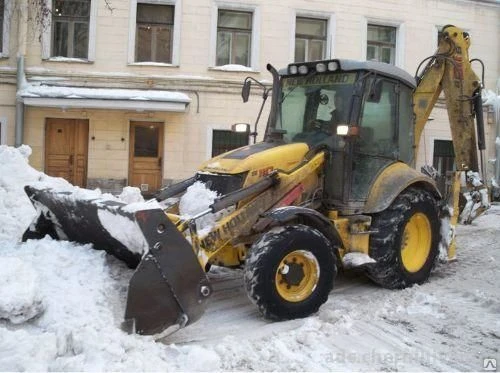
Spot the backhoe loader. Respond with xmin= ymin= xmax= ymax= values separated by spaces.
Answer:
xmin=23 ymin=25 xmax=489 ymax=336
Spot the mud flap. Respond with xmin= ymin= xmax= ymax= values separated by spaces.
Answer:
xmin=123 ymin=209 xmax=212 ymax=336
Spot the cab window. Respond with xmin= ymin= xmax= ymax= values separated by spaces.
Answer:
xmin=357 ymin=78 xmax=398 ymax=157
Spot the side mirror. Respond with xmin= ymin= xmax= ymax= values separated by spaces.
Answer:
xmin=242 ymin=80 xmax=251 ymax=103
xmin=231 ymin=123 xmax=250 ymax=133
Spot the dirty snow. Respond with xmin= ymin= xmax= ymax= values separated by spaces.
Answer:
xmin=0 ymin=145 xmax=499 ymax=371
xmin=342 ymin=252 xmax=376 ymax=268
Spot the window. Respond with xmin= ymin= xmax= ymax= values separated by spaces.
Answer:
xmin=135 ymin=3 xmax=174 ymax=63
xmin=212 ymin=130 xmax=248 ymax=157
xmin=433 ymin=140 xmax=455 ymax=174
xmin=295 ymin=17 xmax=327 ymax=63
xmin=128 ymin=0 xmax=180 ymax=66
xmin=358 ymin=78 xmax=398 ymax=156
xmin=367 ymin=24 xmax=396 ymax=64
xmin=0 ymin=0 xmax=11 ymax=57
xmin=51 ymin=0 xmax=91 ymax=58
xmin=398 ymin=84 xmax=414 ymax=164
xmin=351 ymin=78 xmax=398 ymax=200
xmin=0 ymin=0 xmax=4 ymax=52
xmin=134 ymin=125 xmax=160 ymax=157
xmin=433 ymin=139 xmax=455 ymax=194
xmin=216 ymin=10 xmax=252 ymax=66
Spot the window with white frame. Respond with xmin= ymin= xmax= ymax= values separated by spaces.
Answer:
xmin=128 ymin=0 xmax=180 ymax=65
xmin=51 ymin=0 xmax=91 ymax=58
xmin=0 ymin=0 xmax=11 ymax=57
xmin=216 ymin=9 xmax=252 ymax=66
xmin=295 ymin=17 xmax=327 ymax=63
xmin=0 ymin=0 xmax=4 ymax=53
xmin=135 ymin=3 xmax=174 ymax=63
xmin=367 ymin=24 xmax=396 ymax=64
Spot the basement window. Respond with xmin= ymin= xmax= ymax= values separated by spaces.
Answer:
xmin=212 ymin=129 xmax=249 ymax=157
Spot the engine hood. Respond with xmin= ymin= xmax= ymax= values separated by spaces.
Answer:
xmin=199 ymin=141 xmax=310 ymax=176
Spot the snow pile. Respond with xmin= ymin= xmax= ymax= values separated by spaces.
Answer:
xmin=0 ymin=257 xmax=44 ymax=324
xmin=0 ymin=145 xmax=71 ymax=241
xmin=0 ymin=238 xmax=185 ymax=371
xmin=118 ymin=186 xmax=145 ymax=204
xmin=179 ymin=181 xmax=220 ymax=235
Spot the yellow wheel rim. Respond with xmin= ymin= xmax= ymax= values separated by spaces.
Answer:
xmin=401 ymin=212 xmax=432 ymax=273
xmin=275 ymin=250 xmax=319 ymax=302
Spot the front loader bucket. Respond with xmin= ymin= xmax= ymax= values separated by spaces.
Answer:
xmin=23 ymin=185 xmax=144 ymax=267
xmin=23 ymin=185 xmax=212 ymax=336
xmin=124 ymin=209 xmax=212 ymax=335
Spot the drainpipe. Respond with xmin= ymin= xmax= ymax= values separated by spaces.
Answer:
xmin=495 ymin=79 xmax=500 ymax=184
xmin=15 ymin=0 xmax=28 ymax=147
xmin=15 ymin=56 xmax=26 ymax=147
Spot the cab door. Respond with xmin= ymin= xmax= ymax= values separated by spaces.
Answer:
xmin=128 ymin=121 xmax=164 ymax=194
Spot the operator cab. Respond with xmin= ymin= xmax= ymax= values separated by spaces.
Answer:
xmin=272 ymin=59 xmax=417 ymax=213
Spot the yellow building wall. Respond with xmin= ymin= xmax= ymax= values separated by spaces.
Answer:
xmin=0 ymin=0 xmax=497 ymax=188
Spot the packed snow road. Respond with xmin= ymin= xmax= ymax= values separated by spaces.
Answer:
xmin=0 ymin=145 xmax=499 ymax=371
xmin=165 ymin=205 xmax=500 ymax=371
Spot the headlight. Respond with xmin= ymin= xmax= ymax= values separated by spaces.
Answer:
xmin=328 ymin=61 xmax=339 ymax=71
xmin=336 ymin=125 xmax=349 ymax=136
xmin=298 ymin=65 xmax=309 ymax=74
xmin=289 ymin=65 xmax=298 ymax=75
xmin=316 ymin=63 xmax=326 ymax=72
xmin=232 ymin=123 xmax=250 ymax=133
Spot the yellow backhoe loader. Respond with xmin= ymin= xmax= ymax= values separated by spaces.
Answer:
xmin=23 ymin=25 xmax=489 ymax=336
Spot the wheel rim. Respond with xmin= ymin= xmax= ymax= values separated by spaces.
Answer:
xmin=401 ymin=212 xmax=432 ymax=273
xmin=275 ymin=250 xmax=320 ymax=302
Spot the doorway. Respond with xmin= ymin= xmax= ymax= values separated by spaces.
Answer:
xmin=129 ymin=121 xmax=164 ymax=194
xmin=45 ymin=118 xmax=89 ymax=187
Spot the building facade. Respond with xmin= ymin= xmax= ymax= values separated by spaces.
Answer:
xmin=0 ymin=0 xmax=499 ymax=194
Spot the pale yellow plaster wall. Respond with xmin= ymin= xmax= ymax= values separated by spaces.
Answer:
xmin=1 ymin=0 xmax=498 ymax=185
xmin=22 ymin=88 xmax=265 ymax=184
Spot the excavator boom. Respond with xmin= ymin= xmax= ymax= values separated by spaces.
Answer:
xmin=414 ymin=25 xmax=489 ymax=224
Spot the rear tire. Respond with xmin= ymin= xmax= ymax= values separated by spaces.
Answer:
xmin=366 ymin=187 xmax=440 ymax=289
xmin=244 ymin=224 xmax=336 ymax=320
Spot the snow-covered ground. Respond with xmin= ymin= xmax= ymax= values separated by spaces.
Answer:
xmin=0 ymin=145 xmax=499 ymax=371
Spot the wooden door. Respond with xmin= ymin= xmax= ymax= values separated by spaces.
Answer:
xmin=45 ymin=118 xmax=89 ymax=187
xmin=129 ymin=121 xmax=164 ymax=194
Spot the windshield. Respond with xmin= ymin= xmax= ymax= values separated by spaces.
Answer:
xmin=276 ymin=72 xmax=357 ymax=147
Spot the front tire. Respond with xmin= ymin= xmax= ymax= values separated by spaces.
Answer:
xmin=244 ymin=224 xmax=336 ymax=320
xmin=366 ymin=187 xmax=440 ymax=289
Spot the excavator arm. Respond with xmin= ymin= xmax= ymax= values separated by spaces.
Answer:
xmin=413 ymin=25 xmax=489 ymax=225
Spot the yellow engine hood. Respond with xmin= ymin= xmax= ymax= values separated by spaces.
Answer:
xmin=199 ymin=142 xmax=310 ymax=183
